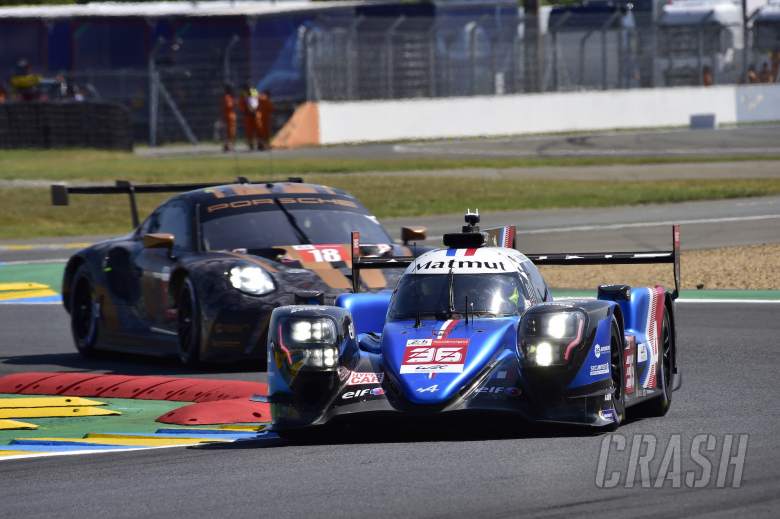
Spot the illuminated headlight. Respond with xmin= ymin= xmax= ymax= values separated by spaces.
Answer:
xmin=229 ymin=266 xmax=275 ymax=295
xmin=534 ymin=342 xmax=554 ymax=366
xmin=283 ymin=318 xmax=339 ymax=369
xmin=289 ymin=319 xmax=337 ymax=344
xmin=520 ymin=310 xmax=586 ymax=367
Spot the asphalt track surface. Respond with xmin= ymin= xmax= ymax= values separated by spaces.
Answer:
xmin=1 ymin=302 xmax=779 ymax=518
xmin=2 ymin=195 xmax=778 ymax=264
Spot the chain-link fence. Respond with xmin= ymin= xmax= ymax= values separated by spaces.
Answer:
xmin=4 ymin=10 xmax=779 ymax=146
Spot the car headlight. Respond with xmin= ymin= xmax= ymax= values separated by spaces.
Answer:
xmin=229 ymin=266 xmax=275 ymax=295
xmin=282 ymin=318 xmax=339 ymax=369
xmin=519 ymin=310 xmax=586 ymax=367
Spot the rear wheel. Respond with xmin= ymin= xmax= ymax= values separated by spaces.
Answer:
xmin=643 ymin=305 xmax=675 ymax=417
xmin=177 ymin=278 xmax=201 ymax=366
xmin=605 ymin=317 xmax=626 ymax=430
xmin=70 ymin=264 xmax=99 ymax=357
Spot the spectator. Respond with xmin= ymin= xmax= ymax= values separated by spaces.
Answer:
xmin=238 ymin=82 xmax=262 ymax=151
xmin=258 ymin=89 xmax=274 ymax=151
xmin=747 ymin=64 xmax=759 ymax=84
xmin=702 ymin=65 xmax=713 ymax=86
xmin=759 ymin=62 xmax=773 ymax=83
xmin=771 ymin=50 xmax=780 ymax=83
xmin=221 ymin=83 xmax=237 ymax=152
xmin=9 ymin=58 xmax=41 ymax=101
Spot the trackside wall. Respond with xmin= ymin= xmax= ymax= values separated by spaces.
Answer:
xmin=313 ymin=84 xmax=780 ymax=145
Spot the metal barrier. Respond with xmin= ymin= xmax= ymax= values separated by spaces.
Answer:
xmin=2 ymin=12 xmax=777 ymax=147
xmin=0 ymin=102 xmax=132 ymax=150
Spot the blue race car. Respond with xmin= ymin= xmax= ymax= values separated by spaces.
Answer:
xmin=266 ymin=212 xmax=681 ymax=432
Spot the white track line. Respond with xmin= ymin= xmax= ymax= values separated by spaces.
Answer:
xmin=423 ymin=214 xmax=780 ymax=242
xmin=555 ymin=297 xmax=780 ymax=304
xmin=393 ymin=144 xmax=780 ymax=157
xmin=0 ymin=442 xmax=203 ymax=462
xmin=0 ymin=259 xmax=68 ymax=265
xmin=521 ymin=214 xmax=780 ymax=234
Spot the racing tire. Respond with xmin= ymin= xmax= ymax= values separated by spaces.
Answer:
xmin=177 ymin=277 xmax=202 ymax=367
xmin=605 ymin=316 xmax=626 ymax=431
xmin=70 ymin=264 xmax=100 ymax=357
xmin=641 ymin=305 xmax=675 ymax=417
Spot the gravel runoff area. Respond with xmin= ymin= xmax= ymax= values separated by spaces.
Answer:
xmin=539 ymin=243 xmax=780 ymax=290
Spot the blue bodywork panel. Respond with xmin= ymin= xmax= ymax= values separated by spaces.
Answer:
xmin=336 ymin=292 xmax=392 ymax=335
xmin=382 ymin=318 xmax=516 ymax=405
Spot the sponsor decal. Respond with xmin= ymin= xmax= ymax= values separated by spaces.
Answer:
xmin=477 ymin=386 xmax=522 ymax=397
xmin=415 ymin=259 xmax=507 ymax=272
xmin=293 ymin=244 xmax=347 ymax=264
xmin=205 ymin=196 xmax=357 ymax=214
xmin=638 ymin=343 xmax=648 ymax=363
xmin=416 ymin=384 xmax=439 ymax=393
xmin=590 ymin=363 xmax=610 ymax=376
xmin=599 ymin=408 xmax=616 ymax=423
xmin=594 ymin=343 xmax=609 ymax=359
xmin=400 ymin=338 xmax=469 ymax=374
xmin=337 ymin=366 xmax=350 ymax=382
xmin=341 ymin=387 xmax=385 ymax=400
xmin=624 ymin=335 xmax=636 ymax=396
xmin=495 ymin=370 xmax=507 ymax=380
xmin=346 ymin=371 xmax=384 ymax=386
xmin=624 ymin=354 xmax=635 ymax=395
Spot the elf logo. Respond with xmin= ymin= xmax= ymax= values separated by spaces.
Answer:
xmin=341 ymin=387 xmax=385 ymax=400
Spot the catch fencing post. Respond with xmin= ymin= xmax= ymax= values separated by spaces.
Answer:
xmin=385 ymin=16 xmax=406 ymax=99
xmin=601 ymin=10 xmax=621 ymax=90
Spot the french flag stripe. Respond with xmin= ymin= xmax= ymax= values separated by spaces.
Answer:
xmin=464 ymin=248 xmax=477 ymax=256
xmin=446 ymin=249 xmax=457 ymax=257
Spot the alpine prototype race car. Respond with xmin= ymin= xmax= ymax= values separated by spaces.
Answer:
xmin=51 ymin=178 xmax=426 ymax=367
xmin=267 ymin=212 xmax=681 ymax=431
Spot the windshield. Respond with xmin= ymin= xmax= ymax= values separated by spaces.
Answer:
xmin=388 ymin=273 xmax=528 ymax=321
xmin=202 ymin=209 xmax=392 ymax=251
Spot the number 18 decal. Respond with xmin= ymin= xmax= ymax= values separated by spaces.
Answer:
xmin=293 ymin=244 xmax=346 ymax=263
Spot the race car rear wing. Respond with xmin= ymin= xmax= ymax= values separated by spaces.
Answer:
xmin=526 ymin=224 xmax=681 ymax=299
xmin=51 ymin=177 xmax=303 ymax=228
xmin=350 ymin=231 xmax=414 ymax=293
xmin=350 ymin=224 xmax=681 ymax=299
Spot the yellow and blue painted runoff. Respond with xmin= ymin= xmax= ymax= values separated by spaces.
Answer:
xmin=0 ymin=396 xmax=270 ymax=460
xmin=0 ymin=282 xmax=61 ymax=304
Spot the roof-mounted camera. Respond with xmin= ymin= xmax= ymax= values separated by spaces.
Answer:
xmin=463 ymin=208 xmax=480 ymax=233
xmin=442 ymin=209 xmax=486 ymax=248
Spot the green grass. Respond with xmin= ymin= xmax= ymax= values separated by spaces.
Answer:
xmin=2 ymin=176 xmax=780 ymax=239
xmin=2 ymin=149 xmax=779 ymax=239
xmin=3 ymin=149 xmax=780 ymax=182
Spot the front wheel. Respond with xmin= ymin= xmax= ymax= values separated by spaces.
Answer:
xmin=70 ymin=264 xmax=99 ymax=357
xmin=605 ymin=316 xmax=626 ymax=431
xmin=177 ymin=278 xmax=202 ymax=366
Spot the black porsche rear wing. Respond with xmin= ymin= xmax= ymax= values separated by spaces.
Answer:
xmin=51 ymin=177 xmax=303 ymax=228
xmin=350 ymin=225 xmax=681 ymax=299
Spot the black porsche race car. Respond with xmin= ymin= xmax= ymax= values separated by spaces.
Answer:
xmin=51 ymin=178 xmax=425 ymax=367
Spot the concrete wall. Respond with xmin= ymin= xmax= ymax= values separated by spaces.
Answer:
xmin=316 ymin=84 xmax=780 ymax=145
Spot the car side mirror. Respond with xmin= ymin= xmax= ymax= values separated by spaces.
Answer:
xmin=401 ymin=226 xmax=427 ymax=245
xmin=143 ymin=233 xmax=175 ymax=252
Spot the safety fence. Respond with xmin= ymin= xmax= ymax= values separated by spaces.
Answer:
xmin=2 ymin=12 xmax=779 ymax=147
xmin=0 ymin=102 xmax=133 ymax=150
